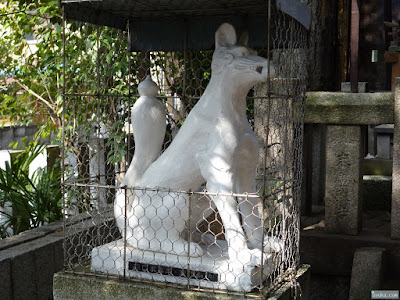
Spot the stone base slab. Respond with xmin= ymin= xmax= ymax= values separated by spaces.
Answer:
xmin=90 ymin=239 xmax=278 ymax=292
xmin=53 ymin=265 xmax=311 ymax=300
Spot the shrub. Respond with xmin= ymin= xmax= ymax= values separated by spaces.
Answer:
xmin=0 ymin=142 xmax=62 ymax=238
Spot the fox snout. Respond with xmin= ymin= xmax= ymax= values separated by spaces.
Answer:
xmin=233 ymin=54 xmax=273 ymax=80
xmin=212 ymin=50 xmax=274 ymax=82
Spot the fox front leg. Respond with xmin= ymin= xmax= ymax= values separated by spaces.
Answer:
xmin=234 ymin=130 xmax=264 ymax=250
xmin=205 ymin=169 xmax=263 ymax=267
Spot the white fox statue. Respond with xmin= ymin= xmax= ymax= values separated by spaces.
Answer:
xmin=114 ymin=23 xmax=281 ymax=267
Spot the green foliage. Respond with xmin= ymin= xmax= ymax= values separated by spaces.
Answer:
xmin=0 ymin=141 xmax=62 ymax=238
xmin=106 ymin=119 xmax=127 ymax=164
xmin=0 ymin=1 xmax=130 ymax=137
xmin=0 ymin=0 xmax=214 ymax=176
xmin=0 ymin=0 xmax=134 ymax=172
xmin=0 ymin=0 xmax=62 ymax=130
xmin=0 ymin=0 xmax=212 ymax=139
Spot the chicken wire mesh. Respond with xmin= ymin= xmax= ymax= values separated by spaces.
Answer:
xmin=61 ymin=1 xmax=308 ymax=297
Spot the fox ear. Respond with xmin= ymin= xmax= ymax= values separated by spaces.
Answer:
xmin=238 ymin=31 xmax=249 ymax=47
xmin=215 ymin=23 xmax=237 ymax=48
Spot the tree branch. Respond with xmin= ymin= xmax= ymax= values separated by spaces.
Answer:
xmin=14 ymin=79 xmax=57 ymax=124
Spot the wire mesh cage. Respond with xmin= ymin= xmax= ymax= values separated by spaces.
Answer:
xmin=61 ymin=0 xmax=309 ymax=297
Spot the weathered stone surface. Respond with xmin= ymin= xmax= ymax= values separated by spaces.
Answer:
xmin=14 ymin=126 xmax=27 ymax=137
xmin=375 ymin=124 xmax=394 ymax=159
xmin=309 ymin=274 xmax=350 ymax=300
xmin=0 ymin=125 xmax=47 ymax=150
xmin=0 ymin=259 xmax=12 ymax=300
xmin=325 ymin=125 xmax=363 ymax=235
xmin=0 ymin=230 xmax=46 ymax=251
xmin=0 ymin=234 xmax=64 ymax=300
xmin=0 ymin=219 xmax=65 ymax=251
xmin=367 ymin=125 xmax=375 ymax=155
xmin=11 ymin=251 xmax=37 ymax=299
xmin=0 ymin=210 xmax=117 ymax=300
xmin=311 ymin=124 xmax=326 ymax=205
xmin=53 ymin=239 xmax=65 ymax=272
xmin=349 ymin=247 xmax=385 ymax=300
xmin=302 ymin=124 xmax=326 ymax=215
xmin=53 ymin=265 xmax=311 ymax=300
xmin=54 ymin=272 xmax=244 ymax=300
xmin=376 ymin=135 xmax=392 ymax=159
xmin=0 ymin=127 xmax=14 ymax=143
xmin=363 ymin=175 xmax=392 ymax=211
xmin=363 ymin=159 xmax=393 ymax=176
xmin=341 ymin=82 xmax=368 ymax=93
xmin=300 ymin=225 xmax=400 ymax=277
xmin=392 ymin=77 xmax=400 ymax=239
xmin=34 ymin=244 xmax=56 ymax=300
xmin=305 ymin=92 xmax=394 ymax=125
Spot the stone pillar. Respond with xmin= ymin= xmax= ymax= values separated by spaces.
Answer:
xmin=325 ymin=125 xmax=363 ymax=235
xmin=311 ymin=124 xmax=327 ymax=206
xmin=302 ymin=124 xmax=313 ymax=216
xmin=374 ymin=124 xmax=394 ymax=159
xmin=302 ymin=124 xmax=327 ymax=215
xmin=349 ymin=247 xmax=385 ymax=300
xmin=392 ymin=77 xmax=400 ymax=239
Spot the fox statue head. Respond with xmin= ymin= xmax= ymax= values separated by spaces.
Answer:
xmin=211 ymin=23 xmax=275 ymax=89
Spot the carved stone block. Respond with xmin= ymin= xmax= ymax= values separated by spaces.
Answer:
xmin=325 ymin=125 xmax=363 ymax=235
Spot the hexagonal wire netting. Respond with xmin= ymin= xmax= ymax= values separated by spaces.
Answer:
xmin=61 ymin=1 xmax=308 ymax=297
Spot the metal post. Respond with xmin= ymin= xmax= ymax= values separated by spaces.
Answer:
xmin=187 ymin=189 xmax=192 ymax=289
xmin=260 ymin=0 xmax=273 ymax=294
xmin=123 ymin=187 xmax=128 ymax=278
xmin=61 ymin=4 xmax=67 ymax=270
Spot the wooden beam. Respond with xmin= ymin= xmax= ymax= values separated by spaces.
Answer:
xmin=385 ymin=51 xmax=399 ymax=63
xmin=384 ymin=51 xmax=400 ymax=90
xmin=337 ymin=0 xmax=350 ymax=86
xmin=350 ymin=0 xmax=360 ymax=93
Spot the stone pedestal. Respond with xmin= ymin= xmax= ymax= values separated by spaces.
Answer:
xmin=392 ymin=77 xmax=400 ymax=239
xmin=90 ymin=239 xmax=278 ymax=293
xmin=325 ymin=125 xmax=363 ymax=235
xmin=53 ymin=265 xmax=311 ymax=300
xmin=349 ymin=247 xmax=385 ymax=300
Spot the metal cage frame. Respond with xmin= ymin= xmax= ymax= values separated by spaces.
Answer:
xmin=61 ymin=0 xmax=309 ymax=297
